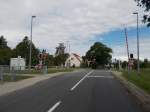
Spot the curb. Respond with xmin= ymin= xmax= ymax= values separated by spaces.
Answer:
xmin=112 ymin=71 xmax=150 ymax=112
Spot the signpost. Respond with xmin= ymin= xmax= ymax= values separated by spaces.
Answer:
xmin=36 ymin=50 xmax=48 ymax=74
xmin=129 ymin=54 xmax=134 ymax=70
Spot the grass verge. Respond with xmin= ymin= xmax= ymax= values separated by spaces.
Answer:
xmin=11 ymin=68 xmax=77 ymax=74
xmin=0 ymin=75 xmax=33 ymax=82
xmin=122 ymin=69 xmax=150 ymax=94
xmin=47 ymin=68 xmax=76 ymax=74
xmin=0 ymin=68 xmax=77 ymax=82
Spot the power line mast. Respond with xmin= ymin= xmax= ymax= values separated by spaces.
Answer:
xmin=69 ymin=42 xmax=70 ymax=54
xmin=124 ymin=28 xmax=130 ymax=72
xmin=66 ymin=41 xmax=70 ymax=54
xmin=125 ymin=28 xmax=130 ymax=61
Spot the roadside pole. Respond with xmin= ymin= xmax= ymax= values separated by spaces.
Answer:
xmin=124 ymin=28 xmax=130 ymax=73
xmin=29 ymin=16 xmax=36 ymax=71
xmin=133 ymin=12 xmax=140 ymax=75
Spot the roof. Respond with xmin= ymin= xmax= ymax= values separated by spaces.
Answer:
xmin=72 ymin=53 xmax=82 ymax=62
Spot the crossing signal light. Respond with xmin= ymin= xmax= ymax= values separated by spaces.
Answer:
xmin=130 ymin=54 xmax=133 ymax=59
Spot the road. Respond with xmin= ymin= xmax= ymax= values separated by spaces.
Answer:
xmin=0 ymin=70 xmax=144 ymax=112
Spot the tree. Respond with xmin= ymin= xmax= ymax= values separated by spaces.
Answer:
xmin=122 ymin=61 xmax=128 ymax=69
xmin=0 ymin=36 xmax=12 ymax=65
xmin=13 ymin=36 xmax=39 ymax=66
xmin=135 ymin=0 xmax=150 ymax=26
xmin=0 ymin=35 xmax=9 ymax=49
xmin=80 ymin=56 xmax=88 ymax=68
xmin=54 ymin=53 xmax=69 ymax=66
xmin=45 ymin=54 xmax=55 ymax=67
xmin=140 ymin=58 xmax=149 ymax=68
xmin=85 ymin=42 xmax=112 ymax=68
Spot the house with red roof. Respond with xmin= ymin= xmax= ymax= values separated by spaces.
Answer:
xmin=65 ymin=53 xmax=82 ymax=67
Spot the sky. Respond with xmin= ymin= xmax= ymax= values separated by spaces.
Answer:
xmin=0 ymin=0 xmax=149 ymax=60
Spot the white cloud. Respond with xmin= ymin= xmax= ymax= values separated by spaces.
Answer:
xmin=112 ymin=37 xmax=150 ymax=61
xmin=0 ymin=0 xmax=143 ymax=56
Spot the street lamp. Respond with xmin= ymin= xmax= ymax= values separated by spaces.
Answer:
xmin=29 ymin=16 xmax=36 ymax=70
xmin=133 ymin=12 xmax=140 ymax=75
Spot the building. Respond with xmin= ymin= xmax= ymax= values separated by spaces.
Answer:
xmin=10 ymin=56 xmax=26 ymax=70
xmin=65 ymin=53 xmax=82 ymax=67
xmin=55 ymin=43 xmax=66 ymax=56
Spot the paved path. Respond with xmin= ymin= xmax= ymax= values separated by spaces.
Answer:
xmin=0 ymin=70 xmax=144 ymax=112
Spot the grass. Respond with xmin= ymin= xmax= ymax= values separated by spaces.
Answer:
xmin=122 ymin=69 xmax=150 ymax=94
xmin=47 ymin=68 xmax=76 ymax=74
xmin=0 ymin=75 xmax=33 ymax=82
xmin=8 ymin=67 xmax=76 ymax=75
xmin=0 ymin=68 xmax=77 ymax=83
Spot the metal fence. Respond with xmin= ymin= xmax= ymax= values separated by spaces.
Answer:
xmin=0 ymin=65 xmax=48 ymax=81
xmin=0 ymin=65 xmax=72 ymax=81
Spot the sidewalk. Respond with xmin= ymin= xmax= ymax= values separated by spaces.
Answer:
xmin=112 ymin=71 xmax=150 ymax=112
xmin=0 ymin=72 xmax=68 ymax=96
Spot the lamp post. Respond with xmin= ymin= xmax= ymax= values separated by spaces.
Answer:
xmin=29 ymin=16 xmax=36 ymax=70
xmin=133 ymin=12 xmax=140 ymax=75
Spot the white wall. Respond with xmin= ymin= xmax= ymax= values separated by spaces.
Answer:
xmin=65 ymin=54 xmax=82 ymax=67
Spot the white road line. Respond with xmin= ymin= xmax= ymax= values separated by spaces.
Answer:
xmin=70 ymin=70 xmax=93 ymax=91
xmin=47 ymin=101 xmax=61 ymax=112
xmin=87 ymin=76 xmax=114 ymax=78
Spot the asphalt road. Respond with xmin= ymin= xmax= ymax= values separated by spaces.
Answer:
xmin=0 ymin=69 xmax=145 ymax=112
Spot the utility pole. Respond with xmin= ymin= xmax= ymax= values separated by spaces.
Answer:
xmin=66 ymin=41 xmax=69 ymax=53
xmin=124 ymin=28 xmax=130 ymax=71
xmin=29 ymin=16 xmax=36 ymax=70
xmin=67 ymin=41 xmax=70 ymax=54
xmin=133 ymin=12 xmax=140 ymax=75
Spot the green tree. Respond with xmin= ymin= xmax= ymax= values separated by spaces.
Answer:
xmin=0 ymin=36 xmax=12 ymax=65
xmin=13 ymin=36 xmax=39 ymax=66
xmin=0 ymin=35 xmax=9 ymax=49
xmin=80 ymin=56 xmax=88 ymax=68
xmin=45 ymin=54 xmax=55 ymax=66
xmin=122 ymin=61 xmax=128 ymax=69
xmin=135 ymin=0 xmax=150 ymax=26
xmin=54 ymin=53 xmax=69 ymax=66
xmin=141 ymin=58 xmax=149 ymax=68
xmin=85 ymin=42 xmax=112 ymax=68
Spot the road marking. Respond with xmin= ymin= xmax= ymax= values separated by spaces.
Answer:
xmin=48 ymin=101 xmax=61 ymax=112
xmin=70 ymin=70 xmax=93 ymax=91
xmin=87 ymin=76 xmax=114 ymax=78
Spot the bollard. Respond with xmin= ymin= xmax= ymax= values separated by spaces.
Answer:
xmin=0 ymin=67 xmax=3 ymax=81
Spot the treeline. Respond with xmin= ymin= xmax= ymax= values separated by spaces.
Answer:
xmin=114 ymin=59 xmax=150 ymax=69
xmin=0 ymin=36 xmax=68 ymax=66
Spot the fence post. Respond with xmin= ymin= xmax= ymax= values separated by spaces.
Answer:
xmin=0 ymin=66 xmax=3 ymax=81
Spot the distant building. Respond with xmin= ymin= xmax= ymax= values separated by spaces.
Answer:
xmin=55 ymin=43 xmax=66 ymax=56
xmin=65 ymin=53 xmax=82 ymax=67
xmin=10 ymin=56 xmax=26 ymax=70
